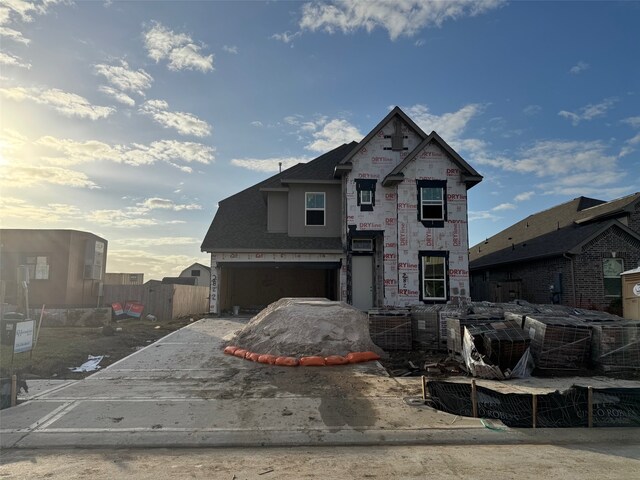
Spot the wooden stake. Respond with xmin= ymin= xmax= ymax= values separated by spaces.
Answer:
xmin=10 ymin=374 xmax=17 ymax=407
xmin=588 ymin=386 xmax=593 ymax=428
xmin=532 ymin=394 xmax=537 ymax=429
xmin=421 ymin=375 xmax=427 ymax=401
xmin=471 ymin=379 xmax=478 ymax=418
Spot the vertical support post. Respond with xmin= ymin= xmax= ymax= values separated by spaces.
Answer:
xmin=210 ymin=261 xmax=220 ymax=315
xmin=421 ymin=375 xmax=427 ymax=401
xmin=588 ymin=386 xmax=593 ymax=428
xmin=471 ymin=379 xmax=478 ymax=418
xmin=10 ymin=374 xmax=17 ymax=407
xmin=532 ymin=394 xmax=537 ymax=429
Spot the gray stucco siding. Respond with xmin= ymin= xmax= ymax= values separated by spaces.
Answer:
xmin=288 ymin=183 xmax=342 ymax=237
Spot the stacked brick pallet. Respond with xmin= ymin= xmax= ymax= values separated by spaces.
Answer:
xmin=368 ymin=309 xmax=412 ymax=351
xmin=591 ymin=321 xmax=640 ymax=372
xmin=523 ymin=315 xmax=592 ymax=370
xmin=483 ymin=323 xmax=531 ymax=371
xmin=410 ymin=304 xmax=442 ymax=350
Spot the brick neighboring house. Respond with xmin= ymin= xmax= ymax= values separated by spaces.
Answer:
xmin=469 ymin=193 xmax=640 ymax=311
xmin=201 ymin=107 xmax=482 ymax=314
xmin=0 ymin=229 xmax=108 ymax=308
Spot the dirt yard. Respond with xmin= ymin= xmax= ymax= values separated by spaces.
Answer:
xmin=0 ymin=316 xmax=201 ymax=380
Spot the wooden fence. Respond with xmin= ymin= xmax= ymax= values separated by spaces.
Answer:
xmin=103 ymin=281 xmax=209 ymax=321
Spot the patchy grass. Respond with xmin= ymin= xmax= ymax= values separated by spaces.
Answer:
xmin=0 ymin=317 xmax=199 ymax=380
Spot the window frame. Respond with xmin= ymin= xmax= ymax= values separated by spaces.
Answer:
xmin=359 ymin=189 xmax=372 ymax=205
xmin=355 ymin=179 xmax=376 ymax=212
xmin=419 ymin=251 xmax=449 ymax=303
xmin=603 ymin=258 xmax=624 ymax=297
xmin=305 ymin=192 xmax=326 ymax=226
xmin=416 ymin=180 xmax=447 ymax=228
xmin=191 ymin=269 xmax=201 ymax=277
xmin=24 ymin=255 xmax=50 ymax=281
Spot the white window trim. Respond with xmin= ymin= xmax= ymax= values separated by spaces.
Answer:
xmin=305 ymin=192 xmax=326 ymax=227
xmin=352 ymin=239 xmax=373 ymax=252
xmin=420 ymin=187 xmax=445 ymax=221
xmin=422 ymin=256 xmax=447 ymax=301
xmin=359 ymin=189 xmax=373 ymax=205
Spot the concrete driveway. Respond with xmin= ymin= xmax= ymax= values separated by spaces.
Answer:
xmin=1 ymin=317 xmax=638 ymax=448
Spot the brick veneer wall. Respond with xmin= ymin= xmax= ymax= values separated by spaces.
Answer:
xmin=471 ymin=225 xmax=640 ymax=310
xmin=629 ymin=200 xmax=640 ymax=233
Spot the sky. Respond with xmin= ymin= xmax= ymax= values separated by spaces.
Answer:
xmin=1 ymin=0 xmax=639 ymax=281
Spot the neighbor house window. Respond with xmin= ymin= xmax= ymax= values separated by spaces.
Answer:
xmin=420 ymin=252 xmax=448 ymax=301
xmin=25 ymin=255 xmax=49 ymax=280
xmin=417 ymin=180 xmax=447 ymax=227
xmin=305 ymin=192 xmax=325 ymax=226
xmin=355 ymin=179 xmax=376 ymax=212
xmin=191 ymin=270 xmax=201 ymax=277
xmin=603 ymin=258 xmax=624 ymax=297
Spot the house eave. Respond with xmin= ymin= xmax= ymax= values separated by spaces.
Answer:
xmin=381 ymin=173 xmax=405 ymax=187
xmin=333 ymin=163 xmax=353 ymax=178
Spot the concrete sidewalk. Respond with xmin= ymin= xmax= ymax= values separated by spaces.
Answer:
xmin=1 ymin=317 xmax=638 ymax=449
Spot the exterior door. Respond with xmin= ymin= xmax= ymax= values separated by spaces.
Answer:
xmin=352 ymin=255 xmax=374 ymax=310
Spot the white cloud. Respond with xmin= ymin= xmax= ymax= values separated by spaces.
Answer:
xmin=468 ymin=210 xmax=501 ymax=222
xmin=0 ymin=164 xmax=98 ymax=188
xmin=0 ymin=51 xmax=31 ymax=68
xmin=94 ymin=61 xmax=153 ymax=96
xmin=523 ymin=104 xmax=541 ymax=116
xmin=222 ymin=45 xmax=238 ymax=54
xmin=405 ymin=103 xmax=485 ymax=151
xmin=114 ymin=236 xmax=201 ymax=247
xmin=0 ymin=26 xmax=29 ymax=44
xmin=305 ymin=118 xmax=362 ymax=152
xmin=492 ymin=203 xmax=515 ymax=211
xmin=137 ymin=197 xmax=202 ymax=211
xmin=569 ymin=61 xmax=590 ymax=74
xmin=622 ymin=116 xmax=640 ymax=128
xmin=298 ymin=0 xmax=505 ymax=40
xmin=0 ymin=197 xmax=81 ymax=222
xmin=139 ymin=99 xmax=212 ymax=137
xmin=514 ymin=191 xmax=534 ymax=202
xmin=0 ymin=86 xmax=115 ymax=120
xmin=35 ymin=135 xmax=215 ymax=167
xmin=86 ymin=209 xmax=158 ymax=228
xmin=98 ymin=85 xmax=135 ymax=107
xmin=251 ymin=121 xmax=264 ymax=128
xmin=414 ymin=38 xmax=425 ymax=47
xmin=144 ymin=21 xmax=214 ymax=72
xmin=231 ymin=156 xmax=310 ymax=172
xmin=271 ymin=31 xmax=301 ymax=44
xmin=558 ymin=98 xmax=617 ymax=125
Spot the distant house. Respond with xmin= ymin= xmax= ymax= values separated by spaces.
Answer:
xmin=179 ymin=262 xmax=211 ymax=287
xmin=104 ymin=273 xmax=144 ymax=285
xmin=0 ymin=229 xmax=108 ymax=308
xmin=201 ymin=107 xmax=482 ymax=314
xmin=469 ymin=193 xmax=640 ymax=311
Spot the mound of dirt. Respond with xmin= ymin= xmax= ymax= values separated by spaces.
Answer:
xmin=227 ymin=298 xmax=384 ymax=357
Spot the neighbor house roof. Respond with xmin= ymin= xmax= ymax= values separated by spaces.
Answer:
xmin=470 ymin=220 xmax=640 ymax=270
xmin=201 ymin=143 xmax=355 ymax=253
xmin=469 ymin=193 xmax=640 ymax=263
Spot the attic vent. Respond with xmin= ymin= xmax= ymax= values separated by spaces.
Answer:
xmin=387 ymin=119 xmax=405 ymax=151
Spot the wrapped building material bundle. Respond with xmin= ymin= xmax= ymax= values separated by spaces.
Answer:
xmin=524 ymin=315 xmax=592 ymax=370
xmin=591 ymin=321 xmax=640 ymax=371
xmin=368 ymin=309 xmax=412 ymax=351
xmin=483 ymin=322 xmax=531 ymax=371
xmin=446 ymin=314 xmax=502 ymax=355
xmin=410 ymin=304 xmax=442 ymax=350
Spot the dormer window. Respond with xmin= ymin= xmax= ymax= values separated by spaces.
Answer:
xmin=355 ymin=179 xmax=376 ymax=212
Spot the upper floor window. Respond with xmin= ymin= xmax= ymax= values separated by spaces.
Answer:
xmin=420 ymin=252 xmax=448 ymax=302
xmin=355 ymin=179 xmax=376 ymax=212
xmin=191 ymin=269 xmax=201 ymax=277
xmin=417 ymin=179 xmax=447 ymax=228
xmin=305 ymin=192 xmax=325 ymax=226
xmin=25 ymin=255 xmax=49 ymax=280
xmin=603 ymin=258 xmax=624 ymax=297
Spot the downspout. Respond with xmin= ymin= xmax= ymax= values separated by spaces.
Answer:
xmin=563 ymin=253 xmax=576 ymax=307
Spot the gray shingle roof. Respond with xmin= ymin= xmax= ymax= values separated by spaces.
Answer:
xmin=469 ymin=220 xmax=638 ymax=270
xmin=469 ymin=193 xmax=639 ymax=263
xmin=201 ymin=143 xmax=355 ymax=252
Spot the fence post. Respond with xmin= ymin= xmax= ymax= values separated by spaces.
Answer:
xmin=471 ymin=379 xmax=478 ymax=418
xmin=10 ymin=374 xmax=17 ymax=407
xmin=588 ymin=386 xmax=593 ymax=428
xmin=532 ymin=394 xmax=537 ymax=428
xmin=421 ymin=375 xmax=427 ymax=401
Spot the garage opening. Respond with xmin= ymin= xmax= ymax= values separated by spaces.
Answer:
xmin=218 ymin=262 xmax=340 ymax=313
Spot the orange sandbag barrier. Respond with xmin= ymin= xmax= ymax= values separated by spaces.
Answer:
xmin=257 ymin=354 xmax=277 ymax=365
xmin=247 ymin=352 xmax=261 ymax=362
xmin=299 ymin=356 xmax=326 ymax=366
xmin=223 ymin=346 xmax=238 ymax=355
xmin=233 ymin=348 xmax=248 ymax=359
xmin=346 ymin=351 xmax=381 ymax=364
xmin=275 ymin=356 xmax=300 ymax=367
xmin=324 ymin=355 xmax=349 ymax=365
